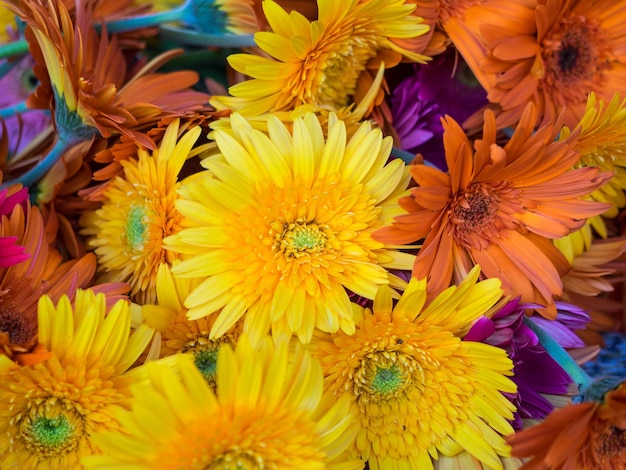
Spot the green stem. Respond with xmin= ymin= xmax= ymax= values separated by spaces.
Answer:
xmin=523 ymin=316 xmax=594 ymax=392
xmin=0 ymin=101 xmax=30 ymax=119
xmin=100 ymin=5 xmax=186 ymax=34
xmin=158 ymin=25 xmax=256 ymax=48
xmin=1 ymin=137 xmax=71 ymax=189
xmin=0 ymin=40 xmax=30 ymax=60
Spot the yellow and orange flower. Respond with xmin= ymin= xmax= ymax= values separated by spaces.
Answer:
xmin=446 ymin=0 xmax=626 ymax=130
xmin=0 ymin=289 xmax=154 ymax=468
xmin=211 ymin=0 xmax=429 ymax=116
xmin=0 ymin=202 xmax=129 ymax=366
xmin=80 ymin=119 xmax=202 ymax=304
xmin=374 ymin=103 xmax=611 ymax=318
xmin=164 ymin=112 xmax=414 ymax=345
xmin=311 ymin=266 xmax=518 ymax=469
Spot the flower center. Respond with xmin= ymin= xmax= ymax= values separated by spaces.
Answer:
xmin=0 ymin=303 xmax=35 ymax=344
xmin=542 ymin=16 xmax=611 ymax=104
xmin=449 ymin=183 xmax=502 ymax=250
xmin=205 ymin=450 xmax=263 ymax=470
xmin=371 ymin=364 xmax=405 ymax=396
xmin=273 ymin=218 xmax=328 ymax=258
xmin=193 ymin=347 xmax=219 ymax=385
xmin=20 ymin=410 xmax=81 ymax=457
xmin=125 ymin=204 xmax=148 ymax=251
xmin=599 ymin=425 xmax=626 ymax=461
xmin=182 ymin=333 xmax=237 ymax=390
xmin=356 ymin=351 xmax=412 ymax=400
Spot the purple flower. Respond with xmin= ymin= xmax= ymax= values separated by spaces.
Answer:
xmin=466 ymin=297 xmax=590 ymax=428
xmin=390 ymin=47 xmax=488 ymax=170
xmin=0 ymin=56 xmax=51 ymax=156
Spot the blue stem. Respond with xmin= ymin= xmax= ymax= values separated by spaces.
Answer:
xmin=101 ymin=5 xmax=187 ymax=34
xmin=158 ymin=25 xmax=256 ymax=48
xmin=1 ymin=137 xmax=71 ymax=189
xmin=0 ymin=101 xmax=30 ymax=119
xmin=523 ymin=316 xmax=594 ymax=392
xmin=0 ymin=40 xmax=30 ymax=59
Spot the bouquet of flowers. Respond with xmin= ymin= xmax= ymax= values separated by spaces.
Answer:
xmin=0 ymin=0 xmax=624 ymax=468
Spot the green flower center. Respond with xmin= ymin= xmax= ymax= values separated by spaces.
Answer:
xmin=371 ymin=364 xmax=404 ymax=395
xmin=194 ymin=346 xmax=219 ymax=385
xmin=31 ymin=416 xmax=73 ymax=448
xmin=20 ymin=410 xmax=81 ymax=457
xmin=205 ymin=450 xmax=263 ymax=470
xmin=274 ymin=219 xmax=328 ymax=258
xmin=126 ymin=204 xmax=148 ymax=251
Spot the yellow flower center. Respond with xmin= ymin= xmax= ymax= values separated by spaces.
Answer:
xmin=125 ymin=204 xmax=148 ymax=251
xmin=357 ymin=352 xmax=411 ymax=399
xmin=19 ymin=406 xmax=82 ymax=458
xmin=205 ymin=450 xmax=263 ymax=470
xmin=274 ymin=219 xmax=328 ymax=258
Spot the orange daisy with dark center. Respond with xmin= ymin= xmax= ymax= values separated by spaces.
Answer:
xmin=446 ymin=0 xmax=626 ymax=129
xmin=374 ymin=103 xmax=612 ymax=318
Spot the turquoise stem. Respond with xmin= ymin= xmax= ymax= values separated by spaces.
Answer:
xmin=523 ymin=316 xmax=594 ymax=392
xmin=101 ymin=4 xmax=187 ymax=34
xmin=0 ymin=40 xmax=30 ymax=59
xmin=158 ymin=25 xmax=257 ymax=48
xmin=390 ymin=147 xmax=436 ymax=168
xmin=0 ymin=101 xmax=30 ymax=118
xmin=1 ymin=137 xmax=71 ymax=189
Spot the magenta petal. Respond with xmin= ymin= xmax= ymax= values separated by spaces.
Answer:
xmin=465 ymin=316 xmax=495 ymax=341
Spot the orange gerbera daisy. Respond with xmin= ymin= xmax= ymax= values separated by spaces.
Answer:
xmin=0 ymin=202 xmax=128 ymax=366
xmin=509 ymin=379 xmax=626 ymax=469
xmin=5 ymin=0 xmax=209 ymax=188
xmin=373 ymin=103 xmax=611 ymax=318
xmin=446 ymin=0 xmax=626 ymax=130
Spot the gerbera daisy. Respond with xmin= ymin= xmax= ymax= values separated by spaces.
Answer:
xmin=466 ymin=297 xmax=590 ymax=429
xmin=311 ymin=265 xmax=517 ymax=469
xmin=446 ymin=0 xmax=626 ymax=130
xmin=0 ymin=289 xmax=154 ymax=468
xmin=559 ymin=92 xmax=626 ymax=228
xmin=0 ymin=200 xmax=130 ymax=365
xmin=140 ymin=263 xmax=242 ymax=389
xmin=210 ymin=0 xmax=429 ymax=116
xmin=80 ymin=119 xmax=202 ymax=304
xmin=164 ymin=112 xmax=415 ymax=344
xmin=509 ymin=378 xmax=626 ymax=469
xmin=84 ymin=334 xmax=362 ymax=469
xmin=373 ymin=103 xmax=611 ymax=318
xmin=5 ymin=0 xmax=209 ymax=188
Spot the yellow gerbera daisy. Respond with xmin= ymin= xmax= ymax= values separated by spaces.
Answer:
xmin=84 ymin=334 xmax=362 ymax=469
xmin=80 ymin=118 xmax=202 ymax=304
xmin=311 ymin=266 xmax=517 ymax=470
xmin=164 ymin=112 xmax=415 ymax=344
xmin=0 ymin=289 xmax=154 ymax=469
xmin=560 ymin=92 xmax=626 ymax=217
xmin=140 ymin=263 xmax=243 ymax=389
xmin=210 ymin=0 xmax=429 ymax=116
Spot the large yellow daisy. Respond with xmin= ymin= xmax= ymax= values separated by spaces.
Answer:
xmin=0 ymin=290 xmax=154 ymax=468
xmin=311 ymin=266 xmax=517 ymax=469
xmin=210 ymin=0 xmax=429 ymax=116
xmin=164 ymin=112 xmax=415 ymax=345
xmin=84 ymin=335 xmax=362 ymax=469
xmin=140 ymin=263 xmax=243 ymax=390
xmin=80 ymin=119 xmax=202 ymax=304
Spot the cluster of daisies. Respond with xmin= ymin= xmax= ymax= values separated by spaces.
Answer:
xmin=0 ymin=0 xmax=625 ymax=468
